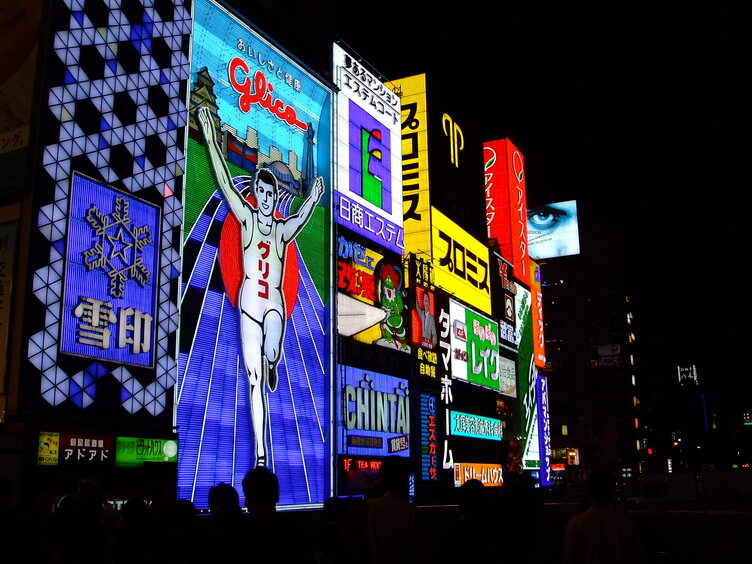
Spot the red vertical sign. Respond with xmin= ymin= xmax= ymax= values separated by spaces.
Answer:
xmin=484 ymin=138 xmax=529 ymax=284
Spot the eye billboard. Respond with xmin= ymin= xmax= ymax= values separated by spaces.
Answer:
xmin=177 ymin=0 xmax=333 ymax=508
xmin=332 ymin=44 xmax=403 ymax=255
xmin=527 ymin=200 xmax=580 ymax=260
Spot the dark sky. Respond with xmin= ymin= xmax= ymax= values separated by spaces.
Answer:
xmin=237 ymin=2 xmax=748 ymax=414
xmin=327 ymin=5 xmax=749 ymax=414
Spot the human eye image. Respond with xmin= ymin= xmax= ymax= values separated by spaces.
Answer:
xmin=527 ymin=200 xmax=581 ymax=259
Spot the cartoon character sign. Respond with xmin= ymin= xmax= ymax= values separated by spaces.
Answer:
xmin=177 ymin=0 xmax=332 ymax=509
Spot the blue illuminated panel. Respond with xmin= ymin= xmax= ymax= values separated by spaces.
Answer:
xmin=61 ymin=173 xmax=160 ymax=367
xmin=339 ymin=365 xmax=411 ymax=458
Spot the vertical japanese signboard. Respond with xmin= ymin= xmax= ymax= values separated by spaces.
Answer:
xmin=516 ymin=282 xmax=540 ymax=470
xmin=484 ymin=138 xmax=529 ymax=283
xmin=333 ymin=44 xmax=403 ymax=254
xmin=530 ymin=260 xmax=546 ymax=368
xmin=178 ymin=0 xmax=332 ymax=509
xmin=390 ymin=74 xmax=431 ymax=259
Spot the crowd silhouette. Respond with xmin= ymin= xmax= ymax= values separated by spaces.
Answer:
xmin=0 ymin=464 xmax=647 ymax=563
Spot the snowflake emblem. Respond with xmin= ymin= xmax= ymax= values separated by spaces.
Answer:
xmin=82 ymin=196 xmax=152 ymax=299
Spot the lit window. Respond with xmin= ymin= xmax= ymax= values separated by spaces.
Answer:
xmin=562 ymin=424 xmax=568 ymax=436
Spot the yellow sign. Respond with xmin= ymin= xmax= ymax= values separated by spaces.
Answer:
xmin=431 ymin=207 xmax=491 ymax=314
xmin=38 ymin=431 xmax=60 ymax=466
xmin=390 ymin=74 xmax=431 ymax=260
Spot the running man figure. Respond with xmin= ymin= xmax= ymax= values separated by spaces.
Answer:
xmin=198 ymin=106 xmax=325 ymax=468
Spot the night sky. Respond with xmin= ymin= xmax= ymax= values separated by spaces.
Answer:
xmin=235 ymin=2 xmax=749 ymax=417
xmin=329 ymin=5 xmax=748 ymax=417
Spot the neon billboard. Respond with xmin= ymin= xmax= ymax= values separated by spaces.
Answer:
xmin=177 ymin=0 xmax=332 ymax=508
xmin=61 ymin=173 xmax=160 ymax=368
xmin=432 ymin=207 xmax=491 ymax=315
xmin=515 ymin=282 xmax=540 ymax=470
xmin=484 ymin=138 xmax=529 ymax=283
xmin=332 ymin=44 xmax=403 ymax=254
xmin=336 ymin=231 xmax=410 ymax=353
xmin=390 ymin=74 xmax=431 ymax=259
xmin=530 ymin=260 xmax=546 ymax=368
xmin=449 ymin=299 xmax=499 ymax=391
xmin=339 ymin=365 xmax=411 ymax=458
xmin=23 ymin=0 xmax=188 ymax=422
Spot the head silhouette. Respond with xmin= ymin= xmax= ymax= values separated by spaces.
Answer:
xmin=586 ymin=468 xmax=615 ymax=506
xmin=242 ymin=467 xmax=279 ymax=515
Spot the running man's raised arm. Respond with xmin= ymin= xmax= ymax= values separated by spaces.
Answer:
xmin=280 ymin=175 xmax=325 ymax=242
xmin=197 ymin=107 xmax=246 ymax=217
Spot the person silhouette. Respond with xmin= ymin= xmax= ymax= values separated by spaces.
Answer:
xmin=197 ymin=106 xmax=325 ymax=468
xmin=563 ymin=468 xmax=642 ymax=564
xmin=365 ymin=456 xmax=427 ymax=564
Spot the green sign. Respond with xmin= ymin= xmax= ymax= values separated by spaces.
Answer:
xmin=115 ymin=436 xmax=178 ymax=467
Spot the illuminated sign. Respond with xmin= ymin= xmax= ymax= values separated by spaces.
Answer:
xmin=432 ymin=207 xmax=491 ymax=315
xmin=178 ymin=0 xmax=332 ymax=509
xmin=537 ymin=374 xmax=551 ymax=486
xmin=410 ymin=284 xmax=439 ymax=379
xmin=448 ymin=410 xmax=502 ymax=441
xmin=38 ymin=432 xmax=60 ymax=466
xmin=484 ymin=138 xmax=529 ymax=283
xmin=336 ymin=233 xmax=410 ymax=352
xmin=453 ymin=462 xmax=503 ymax=487
xmin=25 ymin=0 xmax=186 ymax=421
xmin=499 ymin=353 xmax=517 ymax=398
xmin=390 ymin=74 xmax=431 ymax=259
xmin=420 ymin=392 xmax=440 ymax=481
xmin=115 ymin=436 xmax=178 ymax=467
xmin=340 ymin=365 xmax=411 ymax=458
xmin=449 ymin=299 xmax=499 ymax=391
xmin=491 ymin=252 xmax=519 ymax=348
xmin=527 ymin=200 xmax=580 ymax=260
xmin=516 ymin=282 xmax=540 ymax=470
xmin=59 ymin=433 xmax=114 ymax=465
xmin=530 ymin=260 xmax=546 ymax=368
xmin=677 ymin=364 xmax=698 ymax=383
xmin=333 ymin=44 xmax=403 ymax=254
xmin=61 ymin=173 xmax=160 ymax=367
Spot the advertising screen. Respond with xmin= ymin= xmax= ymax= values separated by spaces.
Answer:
xmin=449 ymin=299 xmax=499 ymax=391
xmin=527 ymin=200 xmax=580 ymax=259
xmin=389 ymin=74 xmax=431 ymax=259
xmin=177 ymin=0 xmax=332 ymax=508
xmin=336 ymin=229 xmax=410 ymax=353
xmin=332 ymin=44 xmax=403 ymax=254
xmin=339 ymin=365 xmax=411 ymax=458
xmin=484 ymin=138 xmax=529 ymax=283
xmin=432 ymin=207 xmax=491 ymax=315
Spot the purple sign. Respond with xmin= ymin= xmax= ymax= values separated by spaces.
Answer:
xmin=60 ymin=173 xmax=160 ymax=367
